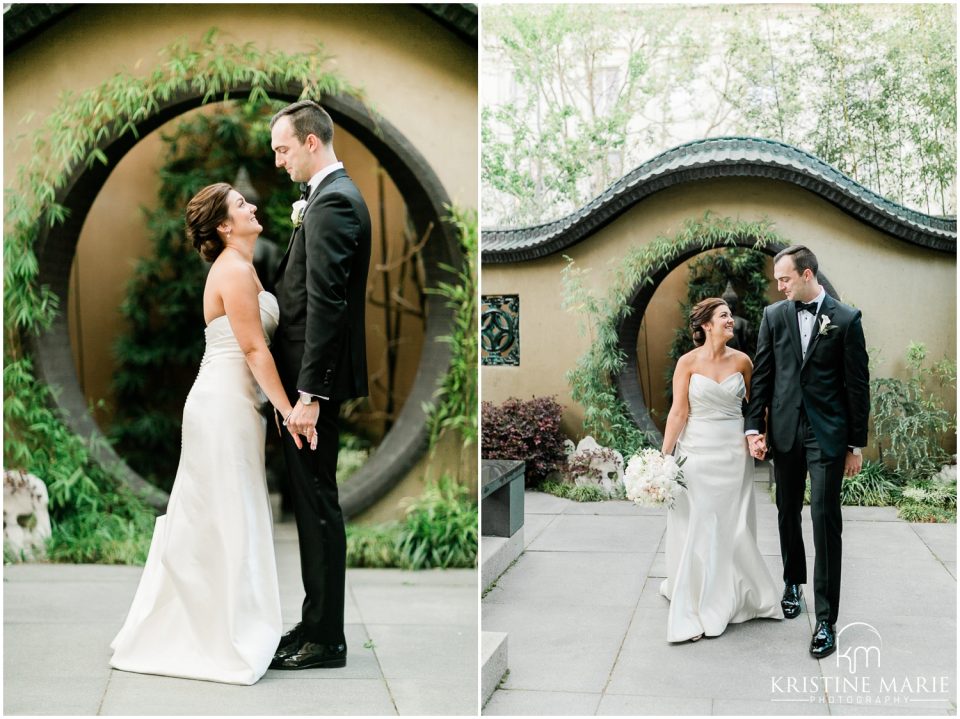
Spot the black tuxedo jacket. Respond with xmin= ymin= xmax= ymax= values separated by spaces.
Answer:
xmin=745 ymin=294 xmax=870 ymax=459
xmin=272 ymin=168 xmax=371 ymax=401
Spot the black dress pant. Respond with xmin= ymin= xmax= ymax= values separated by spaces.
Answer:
xmin=773 ymin=411 xmax=845 ymax=624
xmin=280 ymin=399 xmax=346 ymax=645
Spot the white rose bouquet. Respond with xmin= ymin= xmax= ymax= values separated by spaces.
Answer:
xmin=291 ymin=199 xmax=308 ymax=228
xmin=623 ymin=448 xmax=687 ymax=508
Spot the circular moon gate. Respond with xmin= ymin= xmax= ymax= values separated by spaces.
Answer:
xmin=614 ymin=240 xmax=839 ymax=445
xmin=29 ymin=83 xmax=462 ymax=517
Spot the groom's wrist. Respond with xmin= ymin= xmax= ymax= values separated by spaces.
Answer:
xmin=849 ymin=446 xmax=862 ymax=456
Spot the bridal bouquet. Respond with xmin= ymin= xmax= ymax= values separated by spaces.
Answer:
xmin=623 ymin=448 xmax=687 ymax=508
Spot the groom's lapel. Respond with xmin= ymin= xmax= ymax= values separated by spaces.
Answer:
xmin=275 ymin=170 xmax=348 ymax=277
xmin=783 ymin=302 xmax=803 ymax=364
xmin=801 ymin=294 xmax=837 ymax=370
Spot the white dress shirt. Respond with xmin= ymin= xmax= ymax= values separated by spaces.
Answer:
xmin=798 ymin=288 xmax=826 ymax=359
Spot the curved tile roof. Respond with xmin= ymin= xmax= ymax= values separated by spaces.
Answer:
xmin=482 ymin=137 xmax=957 ymax=263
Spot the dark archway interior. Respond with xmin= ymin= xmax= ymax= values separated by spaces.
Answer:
xmin=29 ymin=83 xmax=462 ymax=518
xmin=614 ymin=239 xmax=839 ymax=445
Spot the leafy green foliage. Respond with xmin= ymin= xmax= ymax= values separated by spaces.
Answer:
xmin=871 ymin=342 xmax=956 ymax=483
xmin=3 ymin=359 xmax=155 ymax=564
xmin=424 ymin=206 xmax=478 ymax=448
xmin=537 ymin=480 xmax=610 ymax=503
xmin=483 ymin=4 xmax=956 ymax=224
xmin=839 ymin=461 xmax=902 ymax=507
xmin=346 ymin=476 xmax=478 ymax=569
xmin=896 ymin=479 xmax=957 ymax=523
xmin=4 ymin=29 xmax=361 ymax=562
xmin=561 ymin=213 xmax=786 ymax=457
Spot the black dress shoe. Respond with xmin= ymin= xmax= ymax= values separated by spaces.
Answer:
xmin=781 ymin=584 xmax=803 ymax=619
xmin=810 ymin=621 xmax=836 ymax=658
xmin=271 ymin=642 xmax=347 ymax=670
xmin=273 ymin=623 xmax=303 ymax=661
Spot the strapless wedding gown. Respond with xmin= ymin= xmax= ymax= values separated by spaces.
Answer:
xmin=110 ymin=291 xmax=282 ymax=685
xmin=659 ymin=372 xmax=781 ymax=642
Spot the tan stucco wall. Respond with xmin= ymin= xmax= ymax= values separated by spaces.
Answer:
xmin=4 ymin=4 xmax=477 ymax=206
xmin=481 ymin=177 xmax=957 ymax=451
xmin=5 ymin=4 xmax=477 ymax=515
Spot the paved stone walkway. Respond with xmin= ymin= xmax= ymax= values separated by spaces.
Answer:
xmin=482 ymin=473 xmax=957 ymax=716
xmin=4 ymin=521 xmax=477 ymax=716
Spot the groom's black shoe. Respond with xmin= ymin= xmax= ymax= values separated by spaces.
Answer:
xmin=810 ymin=621 xmax=836 ymax=659
xmin=781 ymin=584 xmax=803 ymax=618
xmin=273 ymin=623 xmax=303 ymax=662
xmin=272 ymin=642 xmax=347 ymax=670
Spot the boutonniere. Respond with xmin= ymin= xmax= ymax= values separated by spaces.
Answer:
xmin=818 ymin=314 xmax=838 ymax=336
xmin=291 ymin=199 xmax=307 ymax=228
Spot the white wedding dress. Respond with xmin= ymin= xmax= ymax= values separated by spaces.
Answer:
xmin=110 ymin=291 xmax=282 ymax=685
xmin=659 ymin=372 xmax=782 ymax=642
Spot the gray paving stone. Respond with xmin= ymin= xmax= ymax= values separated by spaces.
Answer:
xmin=2 ymin=563 xmax=143 ymax=583
xmin=351 ymin=578 xmax=475 ymax=626
xmin=522 ymin=512 xmax=558 ymax=549
xmin=3 ymin=622 xmax=117 ymax=681
xmin=563 ymin=499 xmax=663 ymax=516
xmin=482 ymin=601 xmax=633 ymax=693
xmin=911 ymin=523 xmax=958 ymax=563
xmin=842 ymin=506 xmax=902 ymax=522
xmin=4 ymin=580 xmax=140 ymax=625
xmin=843 ymin=519 xmax=938 ymax=562
xmin=388 ymin=677 xmax=478 ymax=716
xmin=527 ymin=514 xmax=665 ymax=554
xmin=99 ymin=673 xmax=398 ymax=715
xmin=483 ymin=550 xmax=653 ymax=608
xmin=713 ymin=697 xmax=830 ymax=714
xmin=524 ymin=491 xmax=572 ymax=514
xmin=839 ymin=556 xmax=956 ymax=619
xmin=3 ymin=676 xmax=108 ymax=715
xmin=595 ymin=693 xmax=713 ymax=715
xmin=366 ymin=623 xmax=477 ymax=683
xmin=489 ymin=483 xmax=956 ymax=717
xmin=483 ymin=688 xmax=601 ymax=715
xmin=606 ymin=601 xmax=809 ymax=700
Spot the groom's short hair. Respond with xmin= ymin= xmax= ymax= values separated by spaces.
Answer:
xmin=775 ymin=245 xmax=818 ymax=278
xmin=271 ymin=101 xmax=334 ymax=147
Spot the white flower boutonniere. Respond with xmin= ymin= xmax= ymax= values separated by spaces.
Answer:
xmin=291 ymin=199 xmax=308 ymax=228
xmin=818 ymin=314 xmax=838 ymax=336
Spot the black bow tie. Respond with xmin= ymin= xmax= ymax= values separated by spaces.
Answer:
xmin=795 ymin=301 xmax=819 ymax=315
xmin=298 ymin=183 xmax=310 ymax=202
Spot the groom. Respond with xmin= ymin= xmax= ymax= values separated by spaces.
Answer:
xmin=268 ymin=100 xmax=371 ymax=669
xmin=745 ymin=245 xmax=869 ymax=659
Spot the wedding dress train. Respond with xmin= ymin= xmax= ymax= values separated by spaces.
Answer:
xmin=660 ymin=372 xmax=782 ymax=642
xmin=110 ymin=291 xmax=282 ymax=685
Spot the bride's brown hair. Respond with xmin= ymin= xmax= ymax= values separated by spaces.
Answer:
xmin=690 ymin=298 xmax=729 ymax=347
xmin=185 ymin=183 xmax=232 ymax=262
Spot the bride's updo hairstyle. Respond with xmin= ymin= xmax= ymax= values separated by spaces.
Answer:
xmin=690 ymin=297 xmax=729 ymax=347
xmin=185 ymin=183 xmax=232 ymax=262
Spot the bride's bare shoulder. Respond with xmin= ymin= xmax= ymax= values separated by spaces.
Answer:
xmin=728 ymin=348 xmax=753 ymax=371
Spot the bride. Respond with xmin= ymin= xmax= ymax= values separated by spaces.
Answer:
xmin=110 ymin=183 xmax=313 ymax=685
xmin=659 ymin=297 xmax=782 ymax=642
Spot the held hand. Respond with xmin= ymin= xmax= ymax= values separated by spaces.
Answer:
xmin=747 ymin=434 xmax=767 ymax=460
xmin=844 ymin=450 xmax=863 ymax=478
xmin=278 ymin=408 xmax=303 ymax=450
xmin=285 ymin=401 xmax=321 ymax=451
